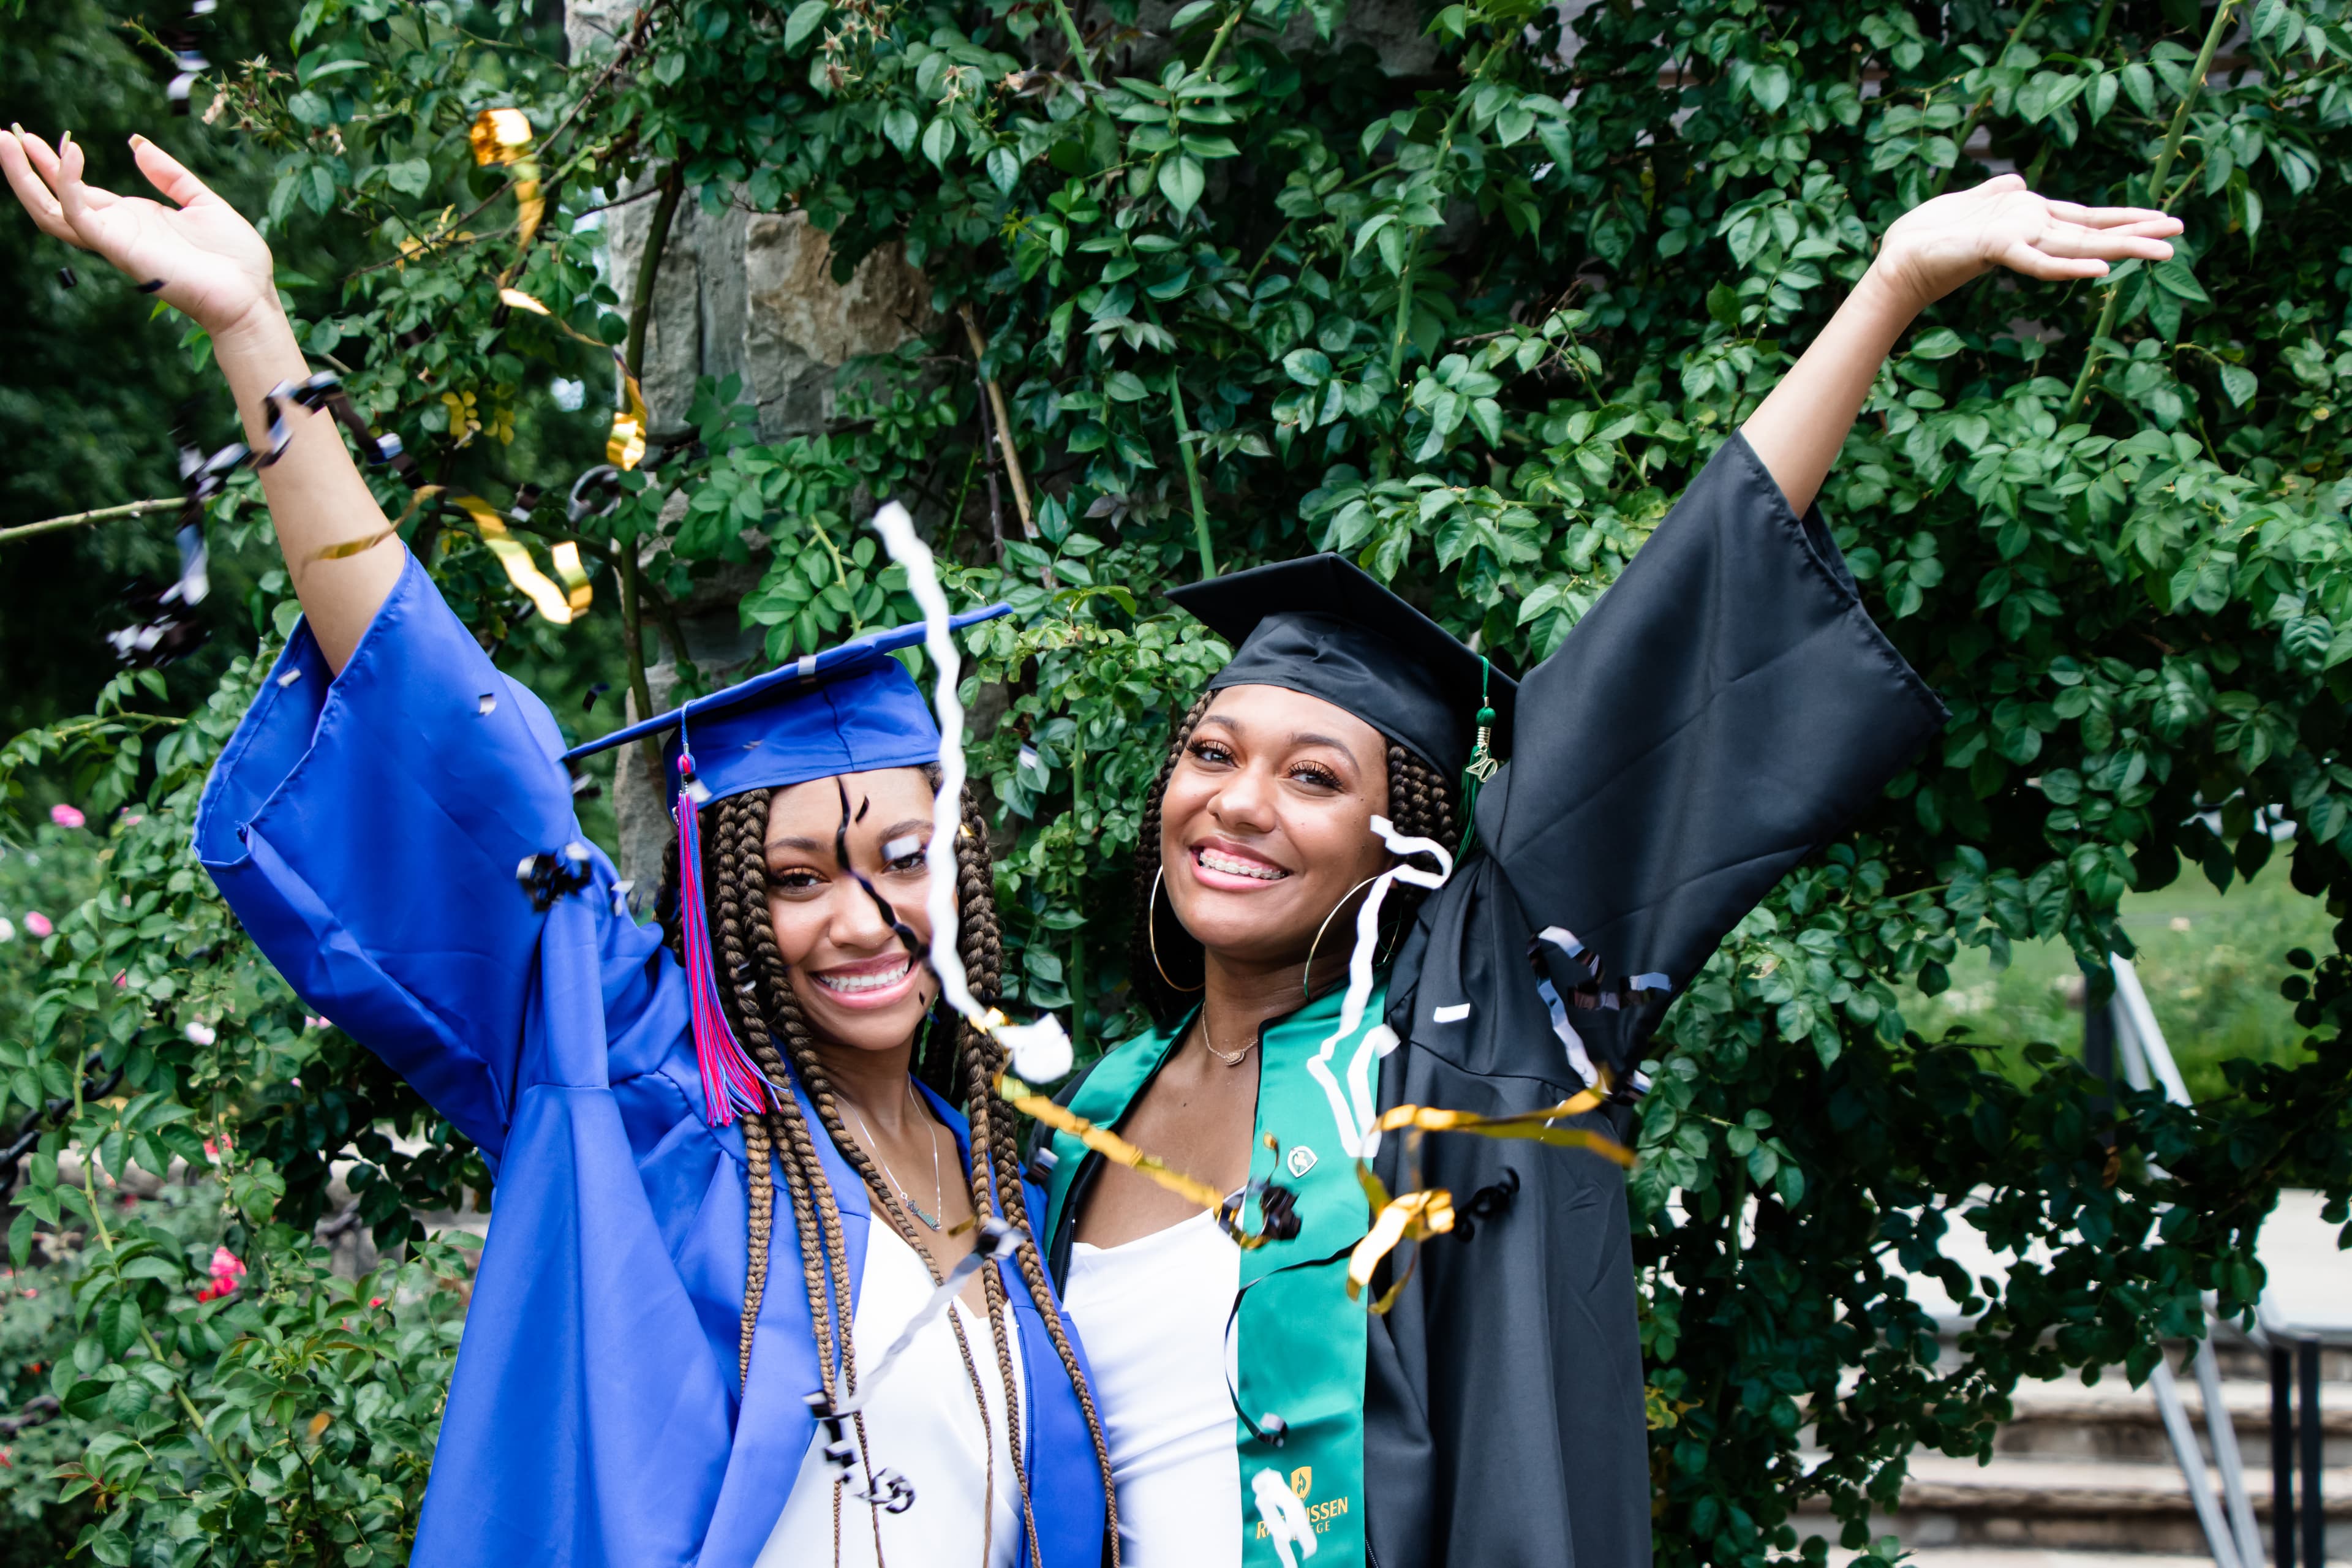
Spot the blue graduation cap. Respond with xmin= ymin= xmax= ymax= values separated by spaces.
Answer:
xmin=564 ymin=603 xmax=1012 ymax=804
xmin=564 ymin=602 xmax=1011 ymax=1128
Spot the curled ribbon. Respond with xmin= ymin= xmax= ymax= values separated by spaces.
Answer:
xmin=1346 ymin=1181 xmax=1457 ymax=1313
xmin=1000 ymin=1072 xmax=1233 ymax=1216
xmin=497 ymin=287 xmax=650 ymax=472
xmin=1370 ymin=1088 xmax=1633 ymax=1164
xmin=470 ymin=108 xmax=543 ymax=252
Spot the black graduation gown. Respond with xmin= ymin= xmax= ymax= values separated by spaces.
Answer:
xmin=1365 ymin=432 xmax=1946 ymax=1566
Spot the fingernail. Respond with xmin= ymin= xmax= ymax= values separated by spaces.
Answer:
xmin=129 ymin=134 xmax=145 ymax=148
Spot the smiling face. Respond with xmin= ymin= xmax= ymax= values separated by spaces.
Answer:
xmin=1158 ymin=684 xmax=1397 ymax=974
xmin=762 ymin=767 xmax=944 ymax=1054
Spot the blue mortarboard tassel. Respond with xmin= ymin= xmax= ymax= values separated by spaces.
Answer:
xmin=674 ymin=748 xmax=773 ymax=1126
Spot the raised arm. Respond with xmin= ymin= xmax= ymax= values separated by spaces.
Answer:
xmin=1741 ymin=173 xmax=2182 ymax=514
xmin=1 ymin=128 xmax=398 ymax=670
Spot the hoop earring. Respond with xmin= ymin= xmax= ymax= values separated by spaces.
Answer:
xmin=1148 ymin=866 xmax=1205 ymax=993
xmin=1302 ymin=873 xmax=1387 ymax=1001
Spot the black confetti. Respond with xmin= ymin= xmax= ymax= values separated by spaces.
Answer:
xmin=516 ymin=843 xmax=595 ymax=911
xmin=137 ymin=278 xmax=165 ymax=294
xmin=583 ymin=681 xmax=610 ymax=712
xmin=56 ymin=267 xmax=76 ymax=289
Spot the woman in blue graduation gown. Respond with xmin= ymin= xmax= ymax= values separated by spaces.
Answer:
xmin=1036 ymin=179 xmax=2184 ymax=1568
xmin=0 ymin=128 xmax=1112 ymax=1567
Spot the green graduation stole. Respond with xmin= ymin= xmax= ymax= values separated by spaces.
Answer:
xmin=1044 ymin=984 xmax=1386 ymax=1566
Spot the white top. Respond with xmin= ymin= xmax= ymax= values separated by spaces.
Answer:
xmin=759 ymin=1224 xmax=1027 ymax=1568
xmin=1063 ymin=1210 xmax=1243 ymax=1568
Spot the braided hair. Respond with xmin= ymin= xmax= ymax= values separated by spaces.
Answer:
xmin=1128 ymin=691 xmax=1464 ymax=1028
xmin=658 ymin=782 xmax=1121 ymax=1564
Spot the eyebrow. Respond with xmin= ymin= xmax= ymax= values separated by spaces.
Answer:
xmin=766 ymin=820 xmax=935 ymax=856
xmin=766 ymin=834 xmax=830 ymax=854
xmin=1195 ymin=713 xmax=1360 ymax=766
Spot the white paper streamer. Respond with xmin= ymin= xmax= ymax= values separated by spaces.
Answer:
xmin=870 ymin=501 xmax=1073 ymax=1085
xmin=1303 ymin=815 xmax=1453 ymax=1160
xmin=829 ymin=1218 xmax=1014 ymax=1416
xmin=1250 ymin=1468 xmax=1320 ymax=1568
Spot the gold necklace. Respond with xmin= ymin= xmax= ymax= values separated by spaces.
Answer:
xmin=1199 ymin=1016 xmax=1256 ymax=1068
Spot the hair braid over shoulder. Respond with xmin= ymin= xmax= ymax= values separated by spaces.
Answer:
xmin=661 ymin=778 xmax=1120 ymax=1565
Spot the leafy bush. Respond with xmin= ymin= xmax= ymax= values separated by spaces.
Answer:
xmin=4 ymin=0 xmax=2352 ymax=1560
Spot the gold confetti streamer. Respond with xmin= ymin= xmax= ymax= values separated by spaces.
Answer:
xmin=1369 ymin=1088 xmax=1633 ymax=1164
xmin=469 ymin=108 xmax=543 ymax=249
xmin=609 ymin=368 xmax=650 ymax=471
xmin=446 ymin=492 xmax=587 ymax=624
xmin=999 ymin=1071 xmax=1234 ymax=1217
xmin=1347 ymin=1166 xmax=1456 ymax=1313
xmin=499 ymin=286 xmax=650 ymax=473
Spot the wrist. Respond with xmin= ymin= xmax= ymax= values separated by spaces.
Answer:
xmin=208 ymin=294 xmax=296 ymax=364
xmin=1855 ymin=254 xmax=1932 ymax=325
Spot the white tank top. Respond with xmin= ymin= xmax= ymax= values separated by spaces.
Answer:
xmin=1063 ymin=1210 xmax=1244 ymax=1568
xmin=758 ymin=1224 xmax=1028 ymax=1568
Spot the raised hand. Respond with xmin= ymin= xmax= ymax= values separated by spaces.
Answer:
xmin=1742 ymin=176 xmax=2181 ymax=514
xmin=1 ymin=125 xmax=399 ymax=666
xmin=1871 ymin=172 xmax=2182 ymax=311
xmin=0 ymin=127 xmax=276 ymax=339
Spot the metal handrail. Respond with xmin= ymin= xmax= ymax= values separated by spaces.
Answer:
xmin=2109 ymin=956 xmax=2268 ymax=1568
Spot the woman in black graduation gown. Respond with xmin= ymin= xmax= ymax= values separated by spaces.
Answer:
xmin=1032 ymin=177 xmax=2182 ymax=1568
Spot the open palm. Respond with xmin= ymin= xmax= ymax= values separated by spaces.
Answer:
xmin=0 ymin=129 xmax=276 ymax=338
xmin=1875 ymin=173 xmax=2182 ymax=309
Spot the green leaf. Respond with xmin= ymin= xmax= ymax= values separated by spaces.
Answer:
xmin=921 ymin=117 xmax=956 ymax=168
xmin=1158 ymin=154 xmax=1206 ymax=217
xmin=987 ymin=145 xmax=1021 ymax=195
xmin=382 ymin=158 xmax=432 ymax=198
xmin=883 ymin=106 xmax=919 ymax=153
xmin=785 ymin=0 xmax=830 ymax=49
xmin=1910 ymin=327 xmax=1966 ymax=360
xmin=2219 ymin=364 xmax=2257 ymax=407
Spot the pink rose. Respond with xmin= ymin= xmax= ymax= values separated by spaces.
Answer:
xmin=48 ymin=805 xmax=83 ymax=829
xmin=195 ymin=1246 xmax=247 ymax=1303
xmin=22 ymin=913 xmax=50 ymax=938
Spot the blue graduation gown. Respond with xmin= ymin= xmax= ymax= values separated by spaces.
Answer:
xmin=194 ymin=552 xmax=1108 ymax=1568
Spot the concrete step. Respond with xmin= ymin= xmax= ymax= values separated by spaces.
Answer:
xmin=1905 ymin=1551 xmax=2328 ymax=1568
xmin=1997 ymin=1376 xmax=2352 ymax=1468
xmin=1874 ymin=1452 xmax=2352 ymax=1558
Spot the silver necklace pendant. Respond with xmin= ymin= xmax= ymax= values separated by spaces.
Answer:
xmin=854 ymin=1082 xmax=946 ymax=1231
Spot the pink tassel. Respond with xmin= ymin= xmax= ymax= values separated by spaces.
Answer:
xmin=677 ymin=770 xmax=772 ymax=1127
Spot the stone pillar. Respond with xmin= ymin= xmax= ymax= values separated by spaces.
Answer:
xmin=567 ymin=6 xmax=936 ymax=897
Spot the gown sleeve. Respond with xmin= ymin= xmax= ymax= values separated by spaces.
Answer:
xmin=194 ymin=550 xmax=634 ymax=1159
xmin=1476 ymin=430 xmax=1945 ymax=1058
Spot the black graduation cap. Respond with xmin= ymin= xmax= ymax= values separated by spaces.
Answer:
xmin=1167 ymin=554 xmax=1517 ymax=777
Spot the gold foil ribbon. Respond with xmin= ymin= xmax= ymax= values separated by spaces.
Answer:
xmin=470 ymin=108 xmax=543 ymax=251
xmin=1369 ymin=1087 xmax=1632 ymax=1164
xmin=999 ymin=1071 xmax=1232 ymax=1216
xmin=311 ymin=484 xmax=589 ymax=623
xmin=1348 ymin=1165 xmax=1457 ymax=1313
xmin=498 ymin=288 xmax=650 ymax=472
xmin=447 ymin=493 xmax=589 ymax=624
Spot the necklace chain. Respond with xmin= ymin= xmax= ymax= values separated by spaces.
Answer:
xmin=851 ymin=1080 xmax=944 ymax=1230
xmin=1199 ymin=1016 xmax=1256 ymax=1068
